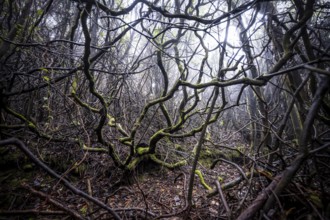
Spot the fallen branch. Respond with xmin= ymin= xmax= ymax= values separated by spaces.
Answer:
xmin=207 ymin=168 xmax=275 ymax=198
xmin=236 ymin=174 xmax=282 ymax=220
xmin=22 ymin=183 xmax=85 ymax=220
xmin=0 ymin=137 xmax=121 ymax=220
xmin=82 ymin=146 xmax=108 ymax=153
xmin=207 ymin=172 xmax=253 ymax=198
xmin=215 ymin=180 xmax=231 ymax=219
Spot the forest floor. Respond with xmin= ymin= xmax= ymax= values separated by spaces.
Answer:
xmin=0 ymin=142 xmax=256 ymax=220
xmin=4 ymin=126 xmax=329 ymax=220
xmin=1 ymin=139 xmax=329 ymax=220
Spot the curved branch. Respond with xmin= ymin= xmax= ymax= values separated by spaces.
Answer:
xmin=80 ymin=2 xmax=123 ymax=167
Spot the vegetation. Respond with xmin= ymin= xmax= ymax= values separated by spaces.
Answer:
xmin=0 ymin=0 xmax=329 ymax=219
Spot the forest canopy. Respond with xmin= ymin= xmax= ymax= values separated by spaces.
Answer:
xmin=0 ymin=0 xmax=330 ymax=219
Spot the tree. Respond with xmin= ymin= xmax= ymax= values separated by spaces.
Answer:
xmin=0 ymin=0 xmax=329 ymax=219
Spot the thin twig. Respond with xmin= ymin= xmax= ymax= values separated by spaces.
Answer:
xmin=134 ymin=174 xmax=149 ymax=219
xmin=211 ymin=158 xmax=248 ymax=181
xmin=295 ymin=183 xmax=325 ymax=220
xmin=215 ymin=180 xmax=231 ymax=219
xmin=86 ymin=178 xmax=94 ymax=215
xmin=236 ymin=165 xmax=255 ymax=213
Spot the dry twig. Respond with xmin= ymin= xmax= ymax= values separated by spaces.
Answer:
xmin=215 ymin=180 xmax=231 ymax=219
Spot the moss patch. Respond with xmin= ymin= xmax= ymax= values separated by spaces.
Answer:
xmin=195 ymin=169 xmax=212 ymax=191
xmin=198 ymin=147 xmax=226 ymax=167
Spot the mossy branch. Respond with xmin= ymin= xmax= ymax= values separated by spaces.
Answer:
xmin=3 ymin=106 xmax=62 ymax=141
xmin=149 ymin=154 xmax=187 ymax=169
xmin=159 ymin=103 xmax=172 ymax=127
xmin=129 ymin=79 xmax=181 ymax=141
xmin=157 ymin=50 xmax=169 ymax=97
xmin=71 ymin=77 xmax=130 ymax=146
xmin=137 ymin=146 xmax=149 ymax=155
xmin=126 ymin=154 xmax=149 ymax=171
xmin=82 ymin=146 xmax=108 ymax=153
xmin=72 ymin=93 xmax=100 ymax=113
xmin=81 ymin=2 xmax=123 ymax=168
xmin=207 ymin=172 xmax=254 ymax=198
xmin=5 ymin=106 xmax=36 ymax=129
xmin=107 ymin=115 xmax=129 ymax=138
xmin=195 ymin=170 xmax=212 ymax=191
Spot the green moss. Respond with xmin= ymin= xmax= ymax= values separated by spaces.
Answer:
xmin=22 ymin=163 xmax=34 ymax=171
xmin=204 ymin=149 xmax=212 ymax=156
xmin=195 ymin=170 xmax=212 ymax=191
xmin=71 ymin=78 xmax=77 ymax=94
xmin=107 ymin=114 xmax=116 ymax=126
xmin=73 ymin=163 xmax=87 ymax=177
xmin=174 ymin=144 xmax=184 ymax=151
xmin=119 ymin=137 xmax=132 ymax=145
xmin=150 ymin=154 xmax=186 ymax=169
xmin=149 ymin=129 xmax=165 ymax=142
xmin=127 ymin=157 xmax=144 ymax=171
xmin=222 ymin=145 xmax=246 ymax=162
xmin=5 ymin=107 xmax=36 ymax=129
xmin=198 ymin=147 xmax=222 ymax=167
xmin=80 ymin=205 xmax=88 ymax=216
xmin=137 ymin=147 xmax=149 ymax=155
xmin=205 ymin=131 xmax=211 ymax=141
xmin=164 ymin=136 xmax=172 ymax=144
xmin=82 ymin=146 xmax=108 ymax=153
xmin=199 ymin=157 xmax=213 ymax=167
